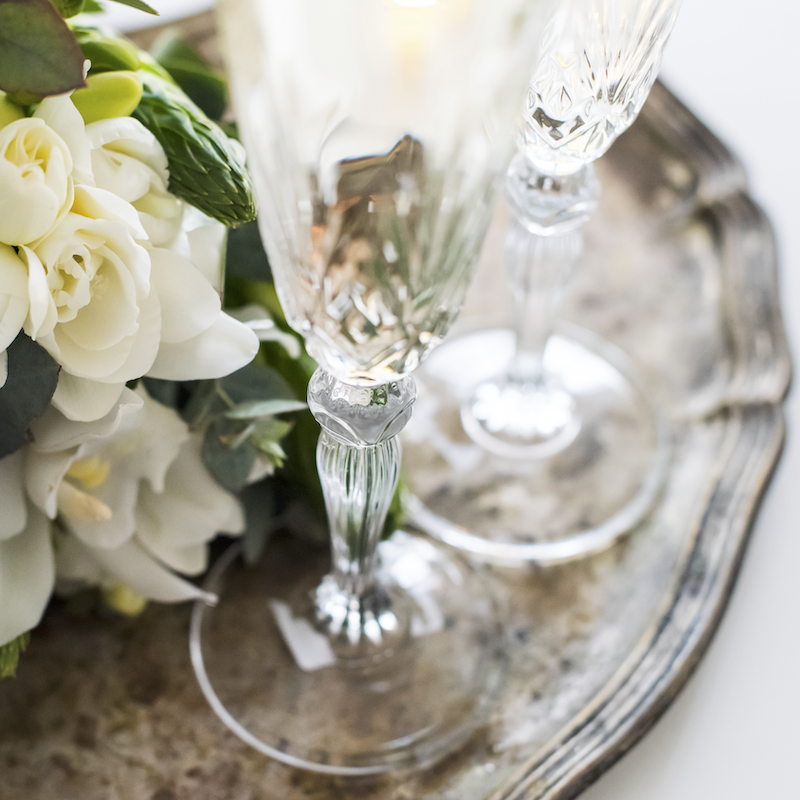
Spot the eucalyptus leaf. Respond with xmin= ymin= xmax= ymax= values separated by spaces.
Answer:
xmin=226 ymin=399 xmax=307 ymax=420
xmin=240 ymin=481 xmax=276 ymax=565
xmin=0 ymin=0 xmax=85 ymax=96
xmin=0 ymin=631 xmax=30 ymax=679
xmin=202 ymin=417 xmax=256 ymax=492
xmin=0 ymin=334 xmax=59 ymax=459
xmin=220 ymin=362 xmax=296 ymax=405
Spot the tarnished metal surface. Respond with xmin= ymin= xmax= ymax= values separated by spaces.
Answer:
xmin=0 ymin=16 xmax=790 ymax=800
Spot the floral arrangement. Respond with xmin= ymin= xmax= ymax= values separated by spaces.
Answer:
xmin=0 ymin=0 xmax=323 ymax=677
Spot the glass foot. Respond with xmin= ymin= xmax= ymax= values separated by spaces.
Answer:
xmin=190 ymin=531 xmax=506 ymax=776
xmin=403 ymin=324 xmax=671 ymax=565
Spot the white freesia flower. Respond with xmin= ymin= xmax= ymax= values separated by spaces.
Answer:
xmin=85 ymin=116 xmax=184 ymax=248
xmin=0 ymin=451 xmax=55 ymax=646
xmin=25 ymin=387 xmax=244 ymax=604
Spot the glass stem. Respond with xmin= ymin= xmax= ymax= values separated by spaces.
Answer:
xmin=317 ymin=432 xmax=400 ymax=602
xmin=505 ymin=219 xmax=583 ymax=389
xmin=307 ymin=369 xmax=416 ymax=646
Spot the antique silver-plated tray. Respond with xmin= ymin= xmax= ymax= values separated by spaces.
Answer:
xmin=0 ymin=18 xmax=789 ymax=798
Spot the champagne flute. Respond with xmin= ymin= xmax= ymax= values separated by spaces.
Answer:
xmin=190 ymin=0 xmax=551 ymax=775
xmin=405 ymin=0 xmax=681 ymax=564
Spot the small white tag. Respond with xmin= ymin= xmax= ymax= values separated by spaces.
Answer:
xmin=270 ymin=599 xmax=336 ymax=672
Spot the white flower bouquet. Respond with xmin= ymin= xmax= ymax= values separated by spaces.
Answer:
xmin=0 ymin=0 xmax=323 ymax=677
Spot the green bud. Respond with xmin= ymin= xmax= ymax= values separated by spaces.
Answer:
xmin=73 ymin=27 xmax=141 ymax=73
xmin=71 ymin=70 xmax=144 ymax=124
xmin=0 ymin=92 xmax=24 ymax=129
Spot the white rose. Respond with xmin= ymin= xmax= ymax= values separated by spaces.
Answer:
xmin=23 ymin=186 xmax=161 ymax=416
xmin=0 ymin=117 xmax=74 ymax=246
xmin=85 ymin=116 xmax=185 ymax=248
xmin=25 ymin=386 xmax=244 ymax=604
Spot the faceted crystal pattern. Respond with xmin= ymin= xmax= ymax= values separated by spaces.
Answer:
xmin=523 ymin=0 xmax=682 ymax=175
xmin=221 ymin=0 xmax=543 ymax=386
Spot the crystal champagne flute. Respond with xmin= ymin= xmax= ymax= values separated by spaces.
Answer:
xmin=404 ymin=0 xmax=681 ymax=564
xmin=190 ymin=0 xmax=551 ymax=775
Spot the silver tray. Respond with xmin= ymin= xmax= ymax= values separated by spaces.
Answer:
xmin=0 ymin=27 xmax=790 ymax=799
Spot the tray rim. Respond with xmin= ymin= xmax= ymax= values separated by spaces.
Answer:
xmin=488 ymin=81 xmax=792 ymax=800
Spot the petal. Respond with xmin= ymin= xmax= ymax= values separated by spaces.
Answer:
xmin=0 ymin=505 xmax=55 ymax=646
xmin=184 ymin=207 xmax=226 ymax=292
xmin=24 ymin=447 xmax=78 ymax=518
xmin=148 ymin=246 xmax=220 ymax=344
xmin=136 ymin=437 xmax=244 ymax=574
xmin=0 ymin=349 xmax=6 ymax=388
xmin=0 ymin=244 xmax=28 ymax=351
xmin=68 ymin=537 xmax=209 ymax=602
xmin=34 ymin=96 xmax=94 ymax=187
xmin=50 ymin=374 xmax=126 ymax=422
xmin=0 ymin=451 xmax=27 ymax=540
xmin=130 ymin=386 xmax=189 ymax=493
xmin=30 ymin=386 xmax=143 ymax=452
xmin=148 ymin=311 xmax=259 ymax=380
xmin=84 ymin=116 xmax=168 ymax=181
xmin=20 ymin=245 xmax=57 ymax=340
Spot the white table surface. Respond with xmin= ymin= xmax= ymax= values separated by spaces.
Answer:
xmin=105 ymin=1 xmax=799 ymax=795
xmin=583 ymin=2 xmax=800 ymax=798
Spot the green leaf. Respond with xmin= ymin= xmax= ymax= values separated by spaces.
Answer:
xmin=52 ymin=0 xmax=85 ymax=18
xmin=220 ymin=362 xmax=296 ymax=405
xmin=106 ymin=0 xmax=158 ymax=15
xmin=0 ymin=0 xmax=85 ymax=96
xmin=132 ymin=67 xmax=256 ymax=226
xmin=81 ymin=0 xmax=104 ymax=12
xmin=0 ymin=334 xmax=60 ymax=459
xmin=240 ymin=481 xmax=276 ymax=565
xmin=0 ymin=631 xmax=30 ymax=679
xmin=226 ymin=399 xmax=307 ymax=420
xmin=150 ymin=33 xmax=227 ymax=121
xmin=202 ymin=417 xmax=256 ymax=492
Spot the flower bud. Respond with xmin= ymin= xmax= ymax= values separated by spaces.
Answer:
xmin=71 ymin=71 xmax=144 ymax=125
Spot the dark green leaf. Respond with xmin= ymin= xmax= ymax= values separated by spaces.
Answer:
xmin=202 ymin=417 xmax=256 ymax=492
xmin=132 ymin=67 xmax=256 ymax=226
xmin=106 ymin=0 xmax=158 ymax=14
xmin=226 ymin=399 xmax=307 ymax=420
xmin=81 ymin=0 xmax=104 ymax=12
xmin=0 ymin=0 xmax=85 ymax=96
xmin=150 ymin=33 xmax=227 ymax=120
xmin=226 ymin=220 xmax=271 ymax=282
xmin=0 ymin=334 xmax=59 ymax=458
xmin=0 ymin=631 xmax=30 ymax=679
xmin=240 ymin=480 xmax=276 ymax=565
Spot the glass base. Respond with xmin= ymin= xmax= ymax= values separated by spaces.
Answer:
xmin=190 ymin=531 xmax=506 ymax=776
xmin=403 ymin=324 xmax=670 ymax=565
